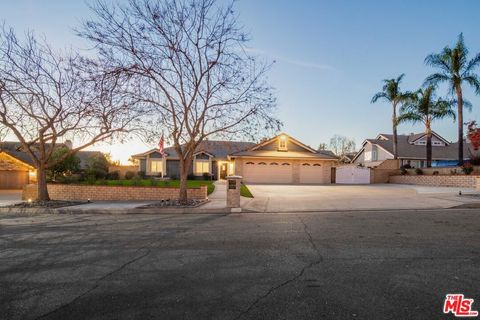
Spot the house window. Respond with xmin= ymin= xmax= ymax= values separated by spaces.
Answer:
xmin=150 ymin=160 xmax=163 ymax=174
xmin=278 ymin=135 xmax=288 ymax=151
xmin=195 ymin=160 xmax=210 ymax=174
xmin=372 ymin=150 xmax=378 ymax=161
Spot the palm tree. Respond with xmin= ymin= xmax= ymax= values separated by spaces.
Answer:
xmin=424 ymin=33 xmax=480 ymax=165
xmin=397 ymin=86 xmax=456 ymax=167
xmin=371 ymin=74 xmax=412 ymax=159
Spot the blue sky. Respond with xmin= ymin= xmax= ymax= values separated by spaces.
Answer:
xmin=2 ymin=0 xmax=480 ymax=163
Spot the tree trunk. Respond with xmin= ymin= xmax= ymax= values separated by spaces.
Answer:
xmin=456 ymin=85 xmax=464 ymax=166
xmin=37 ymin=165 xmax=50 ymax=201
xmin=426 ymin=125 xmax=432 ymax=168
xmin=392 ymin=103 xmax=398 ymax=159
xmin=178 ymin=156 xmax=192 ymax=204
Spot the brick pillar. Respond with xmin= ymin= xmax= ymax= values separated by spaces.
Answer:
xmin=226 ymin=175 xmax=242 ymax=212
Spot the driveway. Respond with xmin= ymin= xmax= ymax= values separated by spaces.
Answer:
xmin=1 ymin=209 xmax=478 ymax=319
xmin=242 ymin=184 xmax=479 ymax=212
xmin=0 ymin=190 xmax=22 ymax=206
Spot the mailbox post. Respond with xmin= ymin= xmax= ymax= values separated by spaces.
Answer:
xmin=226 ymin=175 xmax=242 ymax=212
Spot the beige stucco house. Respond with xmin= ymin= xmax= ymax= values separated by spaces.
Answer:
xmin=132 ymin=133 xmax=338 ymax=184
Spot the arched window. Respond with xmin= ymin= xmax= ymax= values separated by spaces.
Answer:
xmin=313 ymin=163 xmax=321 ymax=167
xmin=302 ymin=163 xmax=311 ymax=166
xmin=281 ymin=163 xmax=290 ymax=166
xmin=270 ymin=162 xmax=278 ymax=165
xmin=246 ymin=161 xmax=254 ymax=165
xmin=258 ymin=162 xmax=267 ymax=165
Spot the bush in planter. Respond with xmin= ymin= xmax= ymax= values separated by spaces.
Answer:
xmin=415 ymin=168 xmax=423 ymax=175
xmin=400 ymin=167 xmax=408 ymax=175
xmin=462 ymin=163 xmax=474 ymax=175
xmin=124 ymin=171 xmax=136 ymax=180
xmin=432 ymin=171 xmax=439 ymax=175
xmin=137 ymin=171 xmax=146 ymax=179
xmin=203 ymin=172 xmax=213 ymax=181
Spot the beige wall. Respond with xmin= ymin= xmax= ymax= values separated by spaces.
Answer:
xmin=23 ymin=184 xmax=208 ymax=201
xmin=389 ymin=175 xmax=477 ymax=188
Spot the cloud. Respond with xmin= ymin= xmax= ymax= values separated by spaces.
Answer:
xmin=244 ymin=47 xmax=335 ymax=71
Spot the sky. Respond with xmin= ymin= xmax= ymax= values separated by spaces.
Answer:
xmin=2 ymin=0 xmax=480 ymax=163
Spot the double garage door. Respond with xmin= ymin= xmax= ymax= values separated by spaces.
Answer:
xmin=242 ymin=161 xmax=327 ymax=184
xmin=0 ymin=170 xmax=29 ymax=189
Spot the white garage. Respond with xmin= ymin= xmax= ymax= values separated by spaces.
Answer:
xmin=242 ymin=161 xmax=293 ymax=183
xmin=299 ymin=162 xmax=326 ymax=184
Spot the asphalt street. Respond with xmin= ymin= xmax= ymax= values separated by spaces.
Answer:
xmin=1 ymin=209 xmax=479 ymax=320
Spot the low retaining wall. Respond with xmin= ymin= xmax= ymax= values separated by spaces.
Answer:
xmin=23 ymin=184 xmax=208 ymax=201
xmin=389 ymin=175 xmax=478 ymax=188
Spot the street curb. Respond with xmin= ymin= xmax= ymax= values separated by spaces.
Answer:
xmin=0 ymin=206 xmax=243 ymax=215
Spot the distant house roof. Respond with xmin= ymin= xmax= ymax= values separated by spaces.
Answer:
xmin=352 ymin=132 xmax=471 ymax=162
xmin=0 ymin=141 xmax=104 ymax=168
xmin=131 ymin=140 xmax=256 ymax=160
xmin=339 ymin=152 xmax=357 ymax=163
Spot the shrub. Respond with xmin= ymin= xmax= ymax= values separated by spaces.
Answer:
xmin=84 ymin=154 xmax=109 ymax=180
xmin=106 ymin=170 xmax=120 ymax=180
xmin=400 ymin=167 xmax=407 ymax=175
xmin=124 ymin=171 xmax=136 ymax=180
xmin=415 ymin=168 xmax=423 ymax=175
xmin=470 ymin=156 xmax=480 ymax=166
xmin=203 ymin=172 xmax=213 ymax=180
xmin=137 ymin=171 xmax=146 ymax=179
xmin=47 ymin=147 xmax=81 ymax=181
xmin=432 ymin=171 xmax=439 ymax=176
xmin=462 ymin=163 xmax=474 ymax=175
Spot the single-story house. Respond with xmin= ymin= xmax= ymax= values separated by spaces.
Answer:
xmin=351 ymin=132 xmax=472 ymax=168
xmin=0 ymin=141 xmax=103 ymax=189
xmin=132 ymin=133 xmax=338 ymax=184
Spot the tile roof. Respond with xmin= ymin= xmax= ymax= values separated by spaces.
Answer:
xmin=230 ymin=149 xmax=338 ymax=160
xmin=132 ymin=140 xmax=256 ymax=160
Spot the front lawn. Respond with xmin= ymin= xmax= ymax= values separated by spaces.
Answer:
xmin=82 ymin=179 xmax=215 ymax=195
xmin=240 ymin=184 xmax=254 ymax=198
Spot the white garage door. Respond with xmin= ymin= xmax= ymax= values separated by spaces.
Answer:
xmin=299 ymin=163 xmax=327 ymax=184
xmin=243 ymin=161 xmax=293 ymax=183
xmin=336 ymin=166 xmax=371 ymax=184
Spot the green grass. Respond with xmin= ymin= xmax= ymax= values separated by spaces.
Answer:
xmin=82 ymin=179 xmax=215 ymax=195
xmin=240 ymin=184 xmax=254 ymax=198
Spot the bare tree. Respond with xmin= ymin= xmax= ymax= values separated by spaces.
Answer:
xmin=79 ymin=0 xmax=281 ymax=203
xmin=0 ymin=27 xmax=144 ymax=200
xmin=329 ymin=135 xmax=356 ymax=156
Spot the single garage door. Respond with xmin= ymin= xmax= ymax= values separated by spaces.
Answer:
xmin=0 ymin=170 xmax=29 ymax=189
xmin=299 ymin=162 xmax=327 ymax=184
xmin=243 ymin=161 xmax=293 ymax=183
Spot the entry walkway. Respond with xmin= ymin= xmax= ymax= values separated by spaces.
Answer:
xmin=201 ymin=180 xmax=227 ymax=210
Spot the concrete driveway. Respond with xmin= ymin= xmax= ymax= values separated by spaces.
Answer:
xmin=0 ymin=190 xmax=22 ymax=206
xmin=242 ymin=184 xmax=479 ymax=212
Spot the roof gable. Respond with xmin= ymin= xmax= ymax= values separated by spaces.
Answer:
xmin=251 ymin=133 xmax=317 ymax=153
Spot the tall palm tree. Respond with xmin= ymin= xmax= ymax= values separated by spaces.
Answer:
xmin=424 ymin=33 xmax=480 ymax=165
xmin=371 ymin=74 xmax=412 ymax=160
xmin=397 ymin=86 xmax=456 ymax=167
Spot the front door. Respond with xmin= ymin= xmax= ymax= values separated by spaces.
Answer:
xmin=220 ymin=163 xmax=228 ymax=179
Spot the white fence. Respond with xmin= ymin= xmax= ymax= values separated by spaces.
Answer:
xmin=336 ymin=166 xmax=371 ymax=184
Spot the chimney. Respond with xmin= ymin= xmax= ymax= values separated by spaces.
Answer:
xmin=64 ymin=140 xmax=73 ymax=149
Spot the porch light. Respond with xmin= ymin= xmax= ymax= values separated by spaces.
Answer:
xmin=27 ymin=198 xmax=32 ymax=203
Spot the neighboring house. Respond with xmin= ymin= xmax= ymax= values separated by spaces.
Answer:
xmin=0 ymin=141 xmax=104 ymax=189
xmin=352 ymin=132 xmax=471 ymax=168
xmin=132 ymin=133 xmax=338 ymax=184
xmin=339 ymin=152 xmax=357 ymax=164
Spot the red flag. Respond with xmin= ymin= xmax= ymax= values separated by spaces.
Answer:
xmin=158 ymin=134 xmax=166 ymax=157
